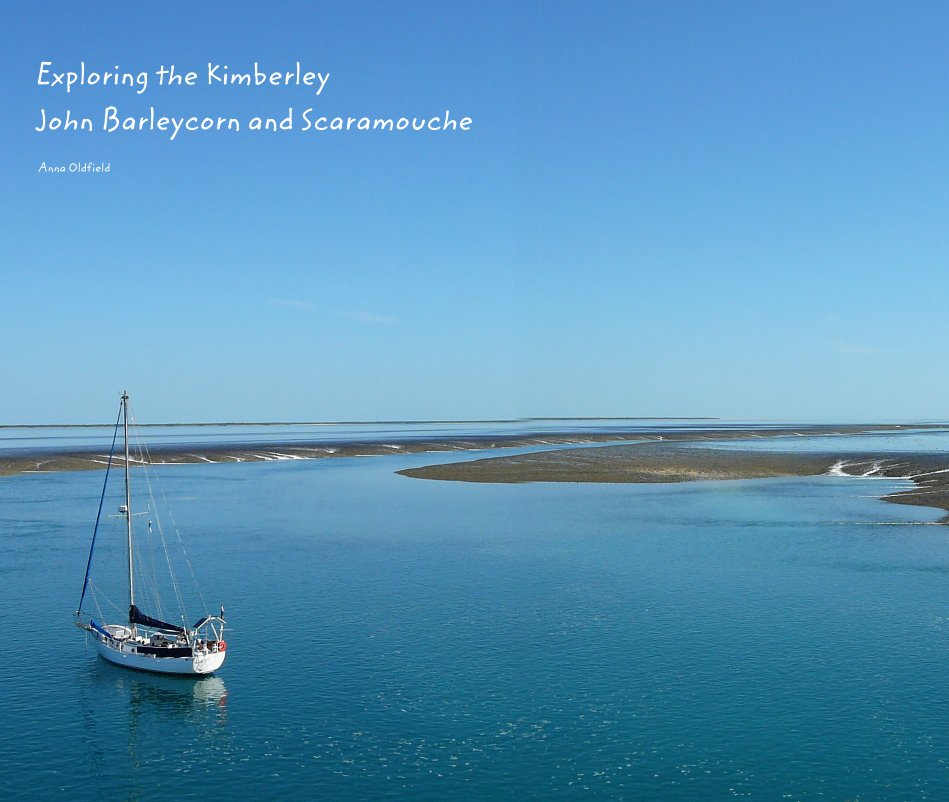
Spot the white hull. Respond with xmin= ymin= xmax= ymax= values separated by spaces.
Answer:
xmin=76 ymin=394 xmax=229 ymax=677
xmin=92 ymin=631 xmax=226 ymax=675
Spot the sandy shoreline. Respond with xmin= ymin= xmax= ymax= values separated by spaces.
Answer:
xmin=4 ymin=422 xmax=948 ymax=520
xmin=1 ymin=432 xmax=653 ymax=476
xmin=397 ymin=442 xmax=949 ymax=521
xmin=0 ymin=423 xmax=929 ymax=474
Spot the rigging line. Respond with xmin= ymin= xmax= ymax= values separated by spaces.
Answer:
xmin=134 ymin=545 xmax=164 ymax=621
xmin=133 ymin=408 xmax=190 ymax=624
xmin=89 ymin=580 xmax=124 ymax=618
xmin=133 ymin=431 xmax=166 ymax=619
xmin=90 ymin=585 xmax=103 ymax=621
xmin=136 ymin=418 xmax=207 ymax=617
xmin=147 ymin=482 xmax=184 ymax=622
xmin=130 ymin=424 xmax=167 ymax=620
xmin=136 ymin=522 xmax=163 ymax=620
xmin=76 ymin=401 xmax=122 ymax=616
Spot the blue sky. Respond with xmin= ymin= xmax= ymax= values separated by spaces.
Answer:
xmin=5 ymin=2 xmax=949 ymax=423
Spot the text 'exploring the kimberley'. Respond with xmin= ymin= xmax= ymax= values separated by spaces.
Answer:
xmin=34 ymin=61 xmax=474 ymax=141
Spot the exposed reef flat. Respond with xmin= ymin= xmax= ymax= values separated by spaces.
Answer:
xmin=0 ymin=423 xmax=927 ymax=477
xmin=0 ymin=431 xmax=645 ymax=476
xmin=0 ymin=433 xmax=643 ymax=476
xmin=6 ymin=421 xmax=948 ymax=518
xmin=397 ymin=442 xmax=949 ymax=521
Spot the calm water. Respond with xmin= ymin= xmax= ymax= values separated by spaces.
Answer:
xmin=3 ymin=443 xmax=949 ymax=800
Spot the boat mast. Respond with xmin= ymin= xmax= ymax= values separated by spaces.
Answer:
xmin=123 ymin=391 xmax=135 ymax=617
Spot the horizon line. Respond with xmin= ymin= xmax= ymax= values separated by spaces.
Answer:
xmin=0 ymin=416 xmax=721 ymax=429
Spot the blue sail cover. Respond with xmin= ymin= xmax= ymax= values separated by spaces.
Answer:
xmin=129 ymin=604 xmax=184 ymax=633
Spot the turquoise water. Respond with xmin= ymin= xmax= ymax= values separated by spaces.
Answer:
xmin=3 ymin=447 xmax=949 ymax=800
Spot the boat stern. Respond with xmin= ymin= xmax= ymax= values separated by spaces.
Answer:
xmin=192 ymin=648 xmax=227 ymax=674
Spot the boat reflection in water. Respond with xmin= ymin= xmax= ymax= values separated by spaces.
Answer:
xmin=127 ymin=674 xmax=229 ymax=720
xmin=78 ymin=662 xmax=231 ymax=796
xmin=85 ymin=663 xmax=229 ymax=722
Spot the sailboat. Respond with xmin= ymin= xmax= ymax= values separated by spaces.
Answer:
xmin=74 ymin=392 xmax=228 ymax=675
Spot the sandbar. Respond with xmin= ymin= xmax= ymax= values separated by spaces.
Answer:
xmin=397 ymin=442 xmax=949 ymax=521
